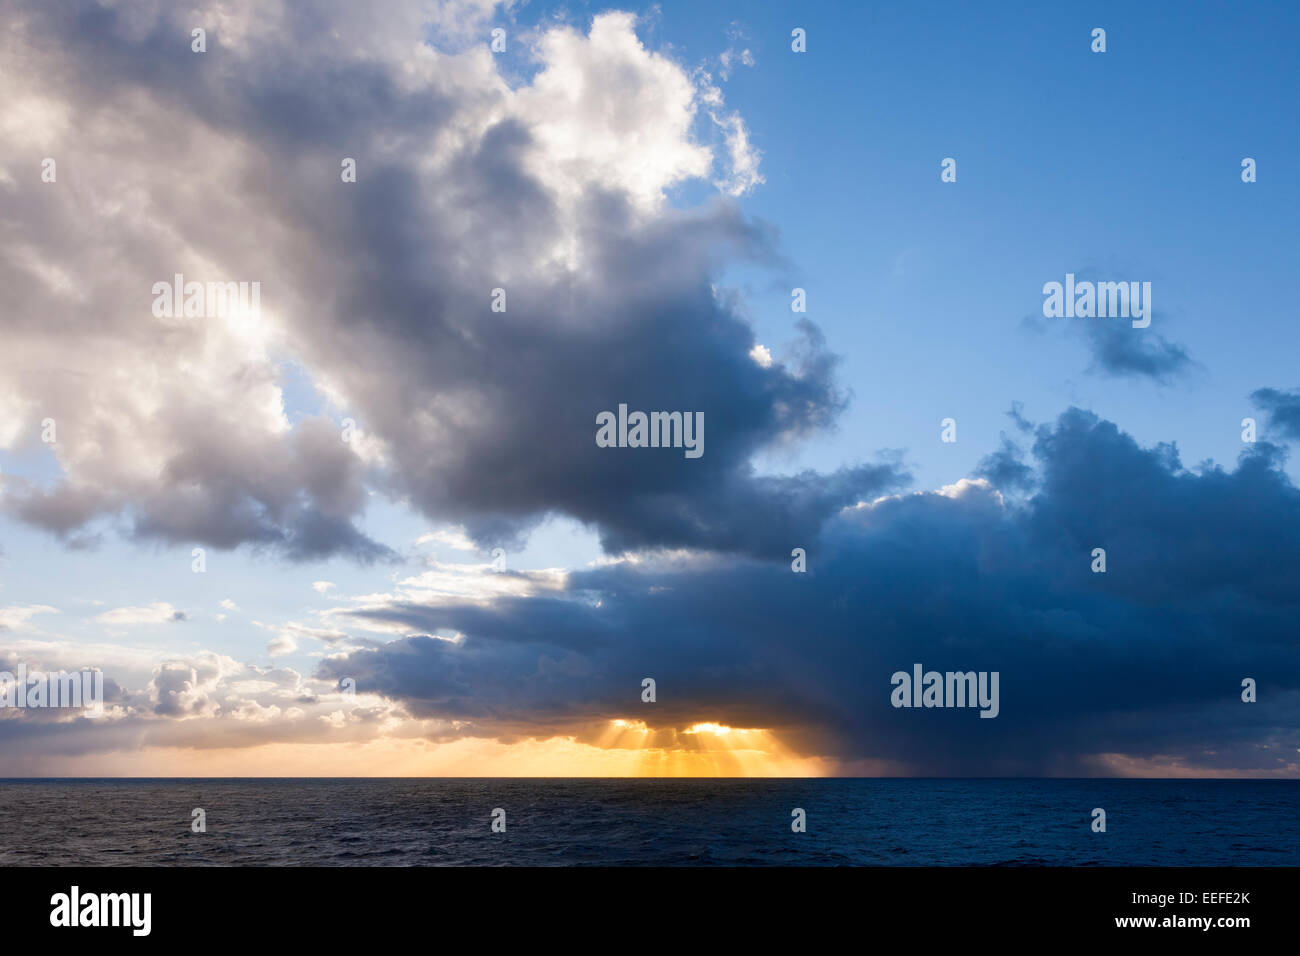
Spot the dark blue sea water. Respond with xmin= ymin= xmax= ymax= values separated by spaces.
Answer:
xmin=1 ymin=778 xmax=1296 ymax=866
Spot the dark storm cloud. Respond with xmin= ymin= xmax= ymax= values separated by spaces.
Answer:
xmin=331 ymin=189 xmax=907 ymax=555
xmin=320 ymin=408 xmax=1300 ymax=774
xmin=1251 ymin=387 xmax=1300 ymax=441
xmin=0 ymin=0 xmax=881 ymax=560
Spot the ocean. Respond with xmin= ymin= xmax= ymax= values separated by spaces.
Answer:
xmin=1 ymin=778 xmax=1296 ymax=866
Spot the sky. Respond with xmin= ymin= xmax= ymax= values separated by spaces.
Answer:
xmin=0 ymin=0 xmax=1298 ymax=776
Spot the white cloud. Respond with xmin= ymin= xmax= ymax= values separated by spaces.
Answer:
xmin=0 ymin=605 xmax=59 ymax=631
xmin=719 ymin=46 xmax=755 ymax=80
xmin=261 ymin=621 xmax=354 ymax=649
xmin=513 ymin=12 xmax=715 ymax=215
xmin=415 ymin=527 xmax=478 ymax=551
xmin=694 ymin=69 xmax=764 ymax=196
xmin=266 ymin=634 xmax=299 ymax=658
xmin=96 ymin=602 xmax=186 ymax=625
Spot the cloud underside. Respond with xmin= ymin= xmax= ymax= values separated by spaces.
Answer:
xmin=8 ymin=409 xmax=1300 ymax=775
xmin=312 ymin=410 xmax=1300 ymax=774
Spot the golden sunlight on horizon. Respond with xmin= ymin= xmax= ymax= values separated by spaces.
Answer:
xmin=20 ymin=721 xmax=835 ymax=777
xmin=591 ymin=718 xmax=827 ymax=776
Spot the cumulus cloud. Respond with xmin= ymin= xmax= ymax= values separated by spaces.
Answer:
xmin=149 ymin=656 xmax=235 ymax=717
xmin=0 ymin=0 xmax=837 ymax=565
xmin=0 ymin=630 xmax=419 ymax=762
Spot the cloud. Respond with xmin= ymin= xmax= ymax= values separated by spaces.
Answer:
xmin=149 ymin=656 xmax=233 ymax=717
xmin=1251 ymin=387 xmax=1300 ymax=441
xmin=0 ymin=0 xmax=861 ymax=565
xmin=1084 ymin=321 xmax=1193 ymax=383
xmin=311 ymin=408 xmax=1300 ymax=775
xmin=416 ymin=528 xmax=480 ymax=551
xmin=975 ymin=436 xmax=1035 ymax=494
xmin=718 ymin=21 xmax=756 ymax=81
xmin=512 ymin=11 xmax=714 ymax=212
xmin=266 ymin=634 xmax=298 ymax=658
xmin=4 ymin=4 xmax=1285 ymax=779
xmin=0 ymin=605 xmax=59 ymax=631
xmin=264 ymin=621 xmax=357 ymax=650
xmin=96 ymin=602 xmax=186 ymax=626
xmin=1037 ymin=270 xmax=1194 ymax=383
xmin=694 ymin=66 xmax=763 ymax=196
xmin=1 ymin=407 xmax=1296 ymax=775
xmin=719 ymin=45 xmax=755 ymax=82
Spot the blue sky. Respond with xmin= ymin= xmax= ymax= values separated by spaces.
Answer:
xmin=1 ymin=0 xmax=1298 ymax=775
xmin=691 ymin=0 xmax=1300 ymax=487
